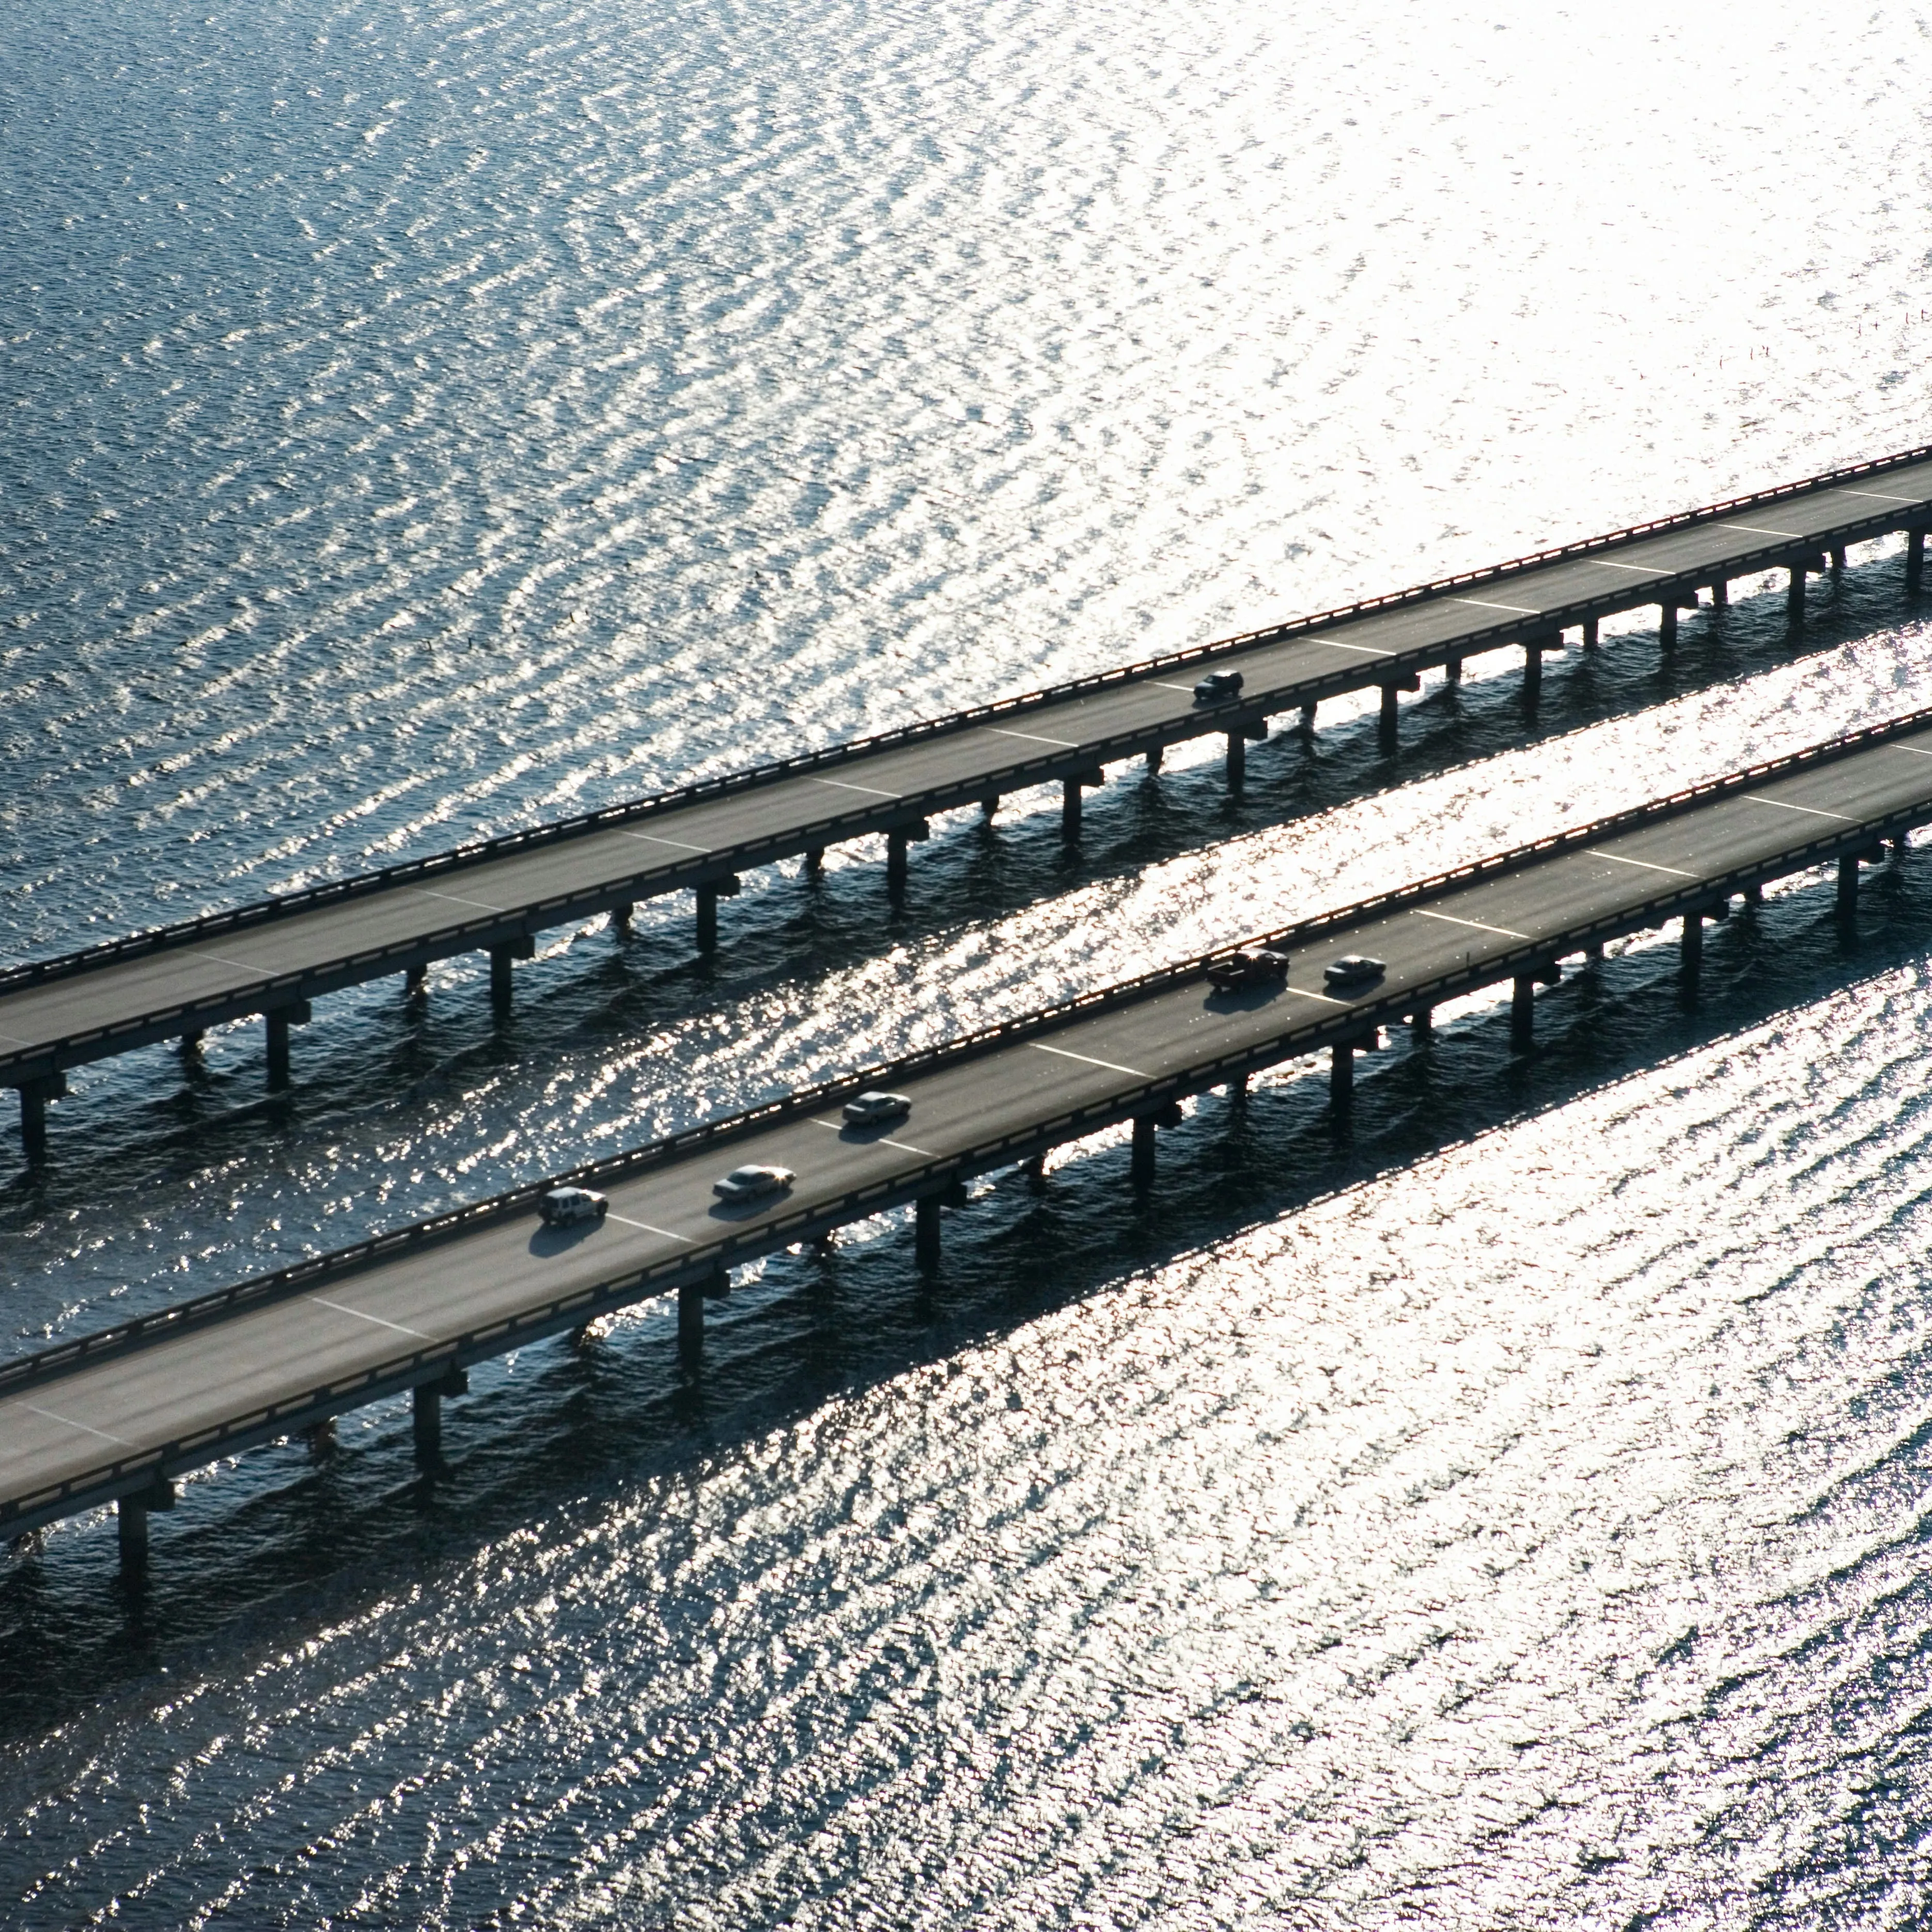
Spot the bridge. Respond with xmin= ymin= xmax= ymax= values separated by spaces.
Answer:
xmin=7 ymin=445 xmax=1932 ymax=1159
xmin=9 ymin=703 xmax=1932 ymax=1572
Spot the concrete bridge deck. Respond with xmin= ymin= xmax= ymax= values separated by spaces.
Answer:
xmin=10 ymin=702 xmax=1932 ymax=1568
xmin=8 ymin=444 xmax=1932 ymax=1158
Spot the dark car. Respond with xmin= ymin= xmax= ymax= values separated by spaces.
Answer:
xmin=1323 ymin=954 xmax=1386 ymax=991
xmin=1193 ymin=668 xmax=1245 ymax=705
xmin=1206 ymin=947 xmax=1290 ymax=991
xmin=538 ymin=1185 xmax=608 ymax=1227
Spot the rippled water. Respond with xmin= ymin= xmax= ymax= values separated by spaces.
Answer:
xmin=7 ymin=0 xmax=1932 ymax=1922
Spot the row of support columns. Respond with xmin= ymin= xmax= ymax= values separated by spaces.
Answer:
xmin=22 ymin=532 xmax=1932 ymax=1162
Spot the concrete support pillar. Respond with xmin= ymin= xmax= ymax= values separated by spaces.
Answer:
xmin=181 ymin=1030 xmax=205 ymax=1054
xmin=305 ymin=1418 xmax=336 ymax=1458
xmin=404 ymin=963 xmax=428 ymax=993
xmin=264 ymin=1000 xmax=310 ymax=1089
xmin=1907 ymin=528 xmax=1925 ymax=592
xmin=1329 ymin=1040 xmax=1355 ymax=1111
xmin=1710 ymin=578 xmax=1729 ymax=608
xmin=1787 ymin=563 xmax=1807 ymax=627
xmin=1585 ymin=940 xmax=1606 ymax=962
xmin=1299 ymin=702 xmax=1318 ymax=736
xmin=886 ymin=829 xmax=910 ymax=900
xmin=1510 ymin=975 xmax=1535 ymax=1052
xmin=1144 ymin=748 xmax=1163 ymax=776
xmin=915 ymin=1193 xmax=943 ymax=1270
xmin=1743 ymin=881 xmax=1763 ymax=907
xmin=695 ymin=877 xmax=739 ymax=952
xmin=117 ymin=1498 xmax=148 ymax=1577
xmin=1225 ymin=731 xmax=1246 ymax=791
xmin=1523 ymin=644 xmax=1544 ymax=700
xmin=610 ymin=902 xmax=633 ymax=932
xmin=1379 ymin=682 xmax=1400 ymax=743
xmin=804 ymin=848 xmax=825 ymax=876
xmin=412 ymin=1384 xmax=441 ymax=1460
xmin=1581 ymin=616 xmax=1600 ymax=648
xmin=1226 ymin=1070 xmax=1250 ymax=1099
xmin=1409 ymin=1007 xmax=1432 ymax=1041
xmin=1837 ymin=852 xmax=1860 ymax=922
xmin=19 ymin=1077 xmax=59 ymax=1164
xmin=1658 ymin=602 xmax=1678 ymax=650
xmin=1829 ymin=547 xmax=1845 ymax=573
xmin=678 ymin=1277 xmax=705 ymax=1359
xmin=1062 ymin=776 xmax=1083 ymax=842
xmin=1680 ymin=909 xmax=1704 ymax=986
xmin=1022 ymin=1152 xmax=1047 ymax=1189
xmin=1131 ymin=1114 xmax=1158 ymax=1187
xmin=1444 ymin=657 xmax=1462 ymax=684
xmin=979 ymin=796 xmax=1000 ymax=820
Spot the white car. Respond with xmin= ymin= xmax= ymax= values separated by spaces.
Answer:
xmin=713 ymin=1163 xmax=796 ymax=1203
xmin=843 ymin=1090 xmax=912 ymax=1127
xmin=538 ymin=1185 xmax=607 ymax=1227
xmin=1323 ymin=954 xmax=1386 ymax=991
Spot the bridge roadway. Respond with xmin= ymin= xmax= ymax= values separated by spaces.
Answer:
xmin=8 ymin=445 xmax=1932 ymax=1156
xmin=10 ymin=704 xmax=1932 ymax=1563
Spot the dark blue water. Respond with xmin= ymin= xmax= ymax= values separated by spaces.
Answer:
xmin=7 ymin=0 xmax=1932 ymax=1923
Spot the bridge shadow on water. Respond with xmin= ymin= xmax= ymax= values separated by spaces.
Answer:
xmin=5 ymin=828 xmax=1932 ymax=1736
xmin=3 ymin=551 xmax=1926 ymax=1204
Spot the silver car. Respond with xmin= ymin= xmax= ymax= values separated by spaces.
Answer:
xmin=713 ymin=1163 xmax=796 ymax=1203
xmin=1323 ymin=954 xmax=1386 ymax=991
xmin=842 ymin=1090 xmax=912 ymax=1127
xmin=538 ymin=1185 xmax=608 ymax=1227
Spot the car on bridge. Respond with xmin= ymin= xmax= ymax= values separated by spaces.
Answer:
xmin=1205 ymin=947 xmax=1290 ymax=991
xmin=538 ymin=1185 xmax=608 ymax=1227
xmin=842 ymin=1090 xmax=912 ymax=1127
xmin=1193 ymin=668 xmax=1245 ymax=705
xmin=1323 ymin=954 xmax=1386 ymax=991
xmin=714 ymin=1163 xmax=796 ymax=1203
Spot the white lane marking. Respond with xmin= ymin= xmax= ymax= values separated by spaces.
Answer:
xmin=1741 ymin=793 xmax=1856 ymax=822
xmin=1888 ymin=743 xmax=1932 ymax=758
xmin=1313 ymin=638 xmax=1393 ymax=657
xmin=1835 ymin=489 xmax=1922 ymax=505
xmin=419 ymin=889 xmax=508 ymax=915
xmin=1285 ymin=985 xmax=1352 ymax=1007
xmin=0 ymin=1028 xmax=34 ymax=1046
xmin=1446 ymin=596 xmax=1542 ymax=615
xmin=1032 ymin=1041 xmax=1150 ymax=1079
xmin=1597 ymin=850 xmax=1700 ymax=879
xmin=988 ymin=727 xmax=1079 ymax=750
xmin=604 ymin=1211 xmax=694 ymax=1242
xmin=184 ymin=948 xmax=292 ymax=975
xmin=805 ymin=1117 xmax=936 ymax=1157
xmin=24 ymin=1402 xmax=135 ymax=1449
xmin=1412 ymin=908 xmax=1530 ymax=940
xmin=308 ymin=1295 xmax=435 ymax=1342
xmin=619 ymin=830 xmax=712 ymax=854
xmin=1150 ymin=680 xmax=1203 ymax=694
xmin=1591 ymin=559 xmax=1666 ymax=575
xmin=1717 ymin=520 xmax=1804 ymax=539
xmin=811 ymin=776 xmax=900 ymax=800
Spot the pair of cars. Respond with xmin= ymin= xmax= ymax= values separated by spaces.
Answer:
xmin=537 ymin=1088 xmax=916 ymax=1223
xmin=1205 ymin=948 xmax=1386 ymax=992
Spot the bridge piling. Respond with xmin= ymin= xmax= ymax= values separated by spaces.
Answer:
xmin=1680 ymin=910 xmax=1704 ymax=987
xmin=412 ymin=1385 xmax=441 ymax=1460
xmin=1130 ymin=1115 xmax=1158 ymax=1187
xmin=1144 ymin=747 xmax=1163 ymax=775
xmin=610 ymin=903 xmax=633 ymax=933
xmin=915 ymin=1193 xmax=943 ymax=1270
xmin=1444 ymin=657 xmax=1462 ymax=684
xmin=695 ymin=877 xmax=739 ymax=953
xmin=1837 ymin=852 xmax=1860 ymax=922
xmin=117 ymin=1498 xmax=147 ymax=1577
xmin=1378 ymin=683 xmax=1400 ymax=745
xmin=1409 ymin=1007 xmax=1432 ymax=1041
xmin=1581 ymin=617 xmax=1599 ymax=648
xmin=404 ymin=964 xmax=428 ymax=993
xmin=1787 ymin=562 xmax=1808 ymax=626
xmin=678 ymin=1278 xmax=705 ymax=1358
xmin=1909 ymin=529 xmax=1926 ymax=591
xmin=1523 ymin=643 xmax=1544 ymax=701
xmin=886 ymin=830 xmax=910 ymax=900
xmin=804 ymin=848 xmax=824 ymax=877
xmin=1659 ymin=602 xmax=1679 ymax=651
xmin=1711 ymin=578 xmax=1729 ymax=607
xmin=18 ymin=1073 xmax=63 ymax=1163
xmin=1510 ymin=975 xmax=1536 ymax=1051
xmin=1225 ymin=731 xmax=1245 ymax=791
xmin=1300 ymin=702 xmax=1318 ymax=735
xmin=1329 ymin=1040 xmax=1355 ymax=1111
xmin=264 ymin=1001 xmax=311 ymax=1089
